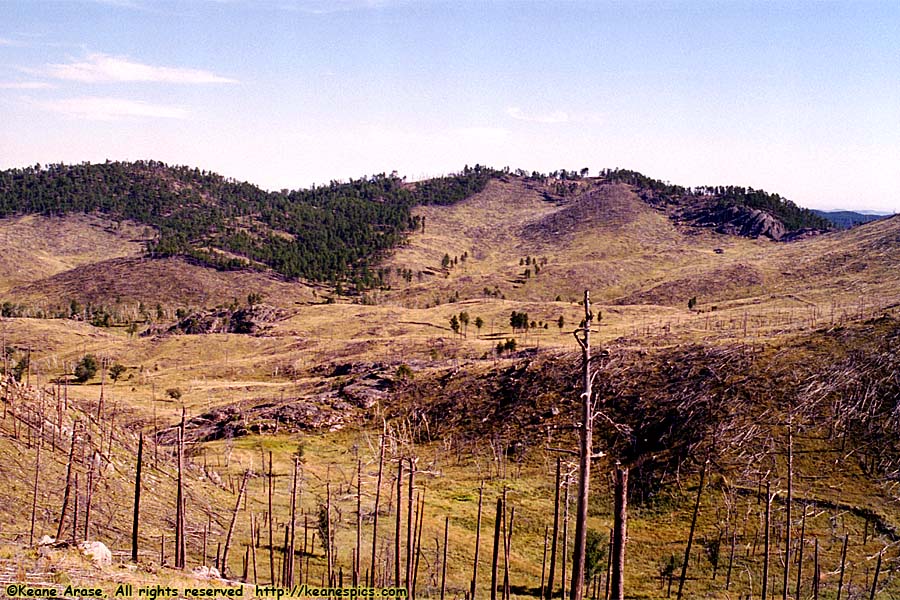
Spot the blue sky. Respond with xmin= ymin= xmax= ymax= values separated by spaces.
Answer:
xmin=1 ymin=0 xmax=899 ymax=212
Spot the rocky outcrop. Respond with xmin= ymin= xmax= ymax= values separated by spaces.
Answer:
xmin=684 ymin=204 xmax=787 ymax=240
xmin=192 ymin=566 xmax=222 ymax=579
xmin=142 ymin=303 xmax=285 ymax=337
xmin=79 ymin=541 xmax=112 ymax=566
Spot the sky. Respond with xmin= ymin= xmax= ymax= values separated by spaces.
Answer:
xmin=1 ymin=0 xmax=899 ymax=213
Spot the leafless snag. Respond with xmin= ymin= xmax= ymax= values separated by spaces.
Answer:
xmin=395 ymin=459 xmax=403 ymax=588
xmin=795 ymin=505 xmax=807 ymax=600
xmin=355 ymin=456 xmax=362 ymax=587
xmin=491 ymin=497 xmax=502 ymax=600
xmin=56 ymin=420 xmax=78 ymax=541
xmin=406 ymin=456 xmax=416 ymax=590
xmin=836 ymin=533 xmax=848 ymax=600
xmin=782 ymin=420 xmax=793 ymax=600
xmin=175 ymin=408 xmax=186 ymax=569
xmin=269 ymin=451 xmax=276 ymax=584
xmin=762 ymin=482 xmax=772 ymax=600
xmin=440 ymin=516 xmax=449 ymax=600
xmin=371 ymin=432 xmax=386 ymax=587
xmin=131 ymin=431 xmax=143 ymax=562
xmin=571 ymin=289 xmax=596 ymax=600
xmin=29 ymin=415 xmax=43 ymax=546
xmin=676 ymin=462 xmax=706 ymax=600
xmin=471 ymin=480 xmax=484 ymax=600
xmin=222 ymin=471 xmax=250 ymax=578
xmin=546 ymin=457 xmax=562 ymax=600
xmin=610 ymin=465 xmax=627 ymax=600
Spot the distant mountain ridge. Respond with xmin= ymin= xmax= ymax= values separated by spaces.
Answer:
xmin=811 ymin=209 xmax=888 ymax=229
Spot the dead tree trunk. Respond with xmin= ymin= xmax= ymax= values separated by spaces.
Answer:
xmin=836 ymin=534 xmax=848 ymax=600
xmin=326 ymin=480 xmax=334 ymax=586
xmin=175 ymin=408 xmax=186 ymax=569
xmin=813 ymin=538 xmax=819 ymax=600
xmin=570 ymin=289 xmax=595 ymax=600
xmin=406 ymin=457 xmax=415 ymax=591
xmin=676 ymin=463 xmax=706 ymax=600
xmin=541 ymin=526 xmax=549 ymax=600
xmin=250 ymin=515 xmax=258 ymax=584
xmin=725 ymin=526 xmax=736 ymax=591
xmin=269 ymin=451 xmax=276 ymax=585
xmin=30 ymin=417 xmax=43 ymax=546
xmin=84 ymin=451 xmax=96 ymax=542
xmin=56 ymin=420 xmax=78 ymax=541
xmin=355 ymin=457 xmax=362 ymax=587
xmin=605 ymin=529 xmax=612 ymax=600
xmin=504 ymin=507 xmax=515 ymax=600
xmin=610 ymin=465 xmax=627 ymax=600
xmin=762 ymin=482 xmax=772 ymax=600
xmin=868 ymin=551 xmax=881 ymax=600
xmin=395 ymin=460 xmax=403 ymax=588
xmin=546 ymin=457 xmax=562 ymax=600
xmin=795 ymin=506 xmax=807 ymax=600
xmin=131 ymin=432 xmax=143 ymax=562
xmin=491 ymin=497 xmax=503 ymax=600
xmin=782 ymin=422 xmax=793 ymax=600
xmin=71 ymin=472 xmax=79 ymax=544
xmin=371 ymin=433 xmax=385 ymax=587
xmin=472 ymin=480 xmax=484 ymax=600
xmin=288 ymin=456 xmax=299 ymax=586
xmin=222 ymin=471 xmax=249 ymax=578
xmin=562 ymin=477 xmax=570 ymax=600
xmin=502 ymin=489 xmax=510 ymax=600
xmin=412 ymin=491 xmax=425 ymax=600
xmin=441 ymin=516 xmax=449 ymax=600
xmin=96 ymin=358 xmax=105 ymax=420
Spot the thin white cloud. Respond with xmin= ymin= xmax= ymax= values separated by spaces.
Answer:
xmin=0 ymin=37 xmax=21 ymax=47
xmin=506 ymin=106 xmax=604 ymax=125
xmin=0 ymin=81 xmax=55 ymax=89
xmin=40 ymin=52 xmax=237 ymax=84
xmin=37 ymin=96 xmax=188 ymax=120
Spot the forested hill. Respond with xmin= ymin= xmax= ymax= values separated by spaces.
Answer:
xmin=601 ymin=168 xmax=832 ymax=233
xmin=0 ymin=161 xmax=497 ymax=286
xmin=0 ymin=162 xmax=832 ymax=287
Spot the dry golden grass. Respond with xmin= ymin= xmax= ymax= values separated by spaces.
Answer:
xmin=0 ymin=214 xmax=148 ymax=294
xmin=1 ymin=183 xmax=900 ymax=597
xmin=9 ymin=256 xmax=318 ymax=313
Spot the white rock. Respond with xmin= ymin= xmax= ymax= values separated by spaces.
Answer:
xmin=37 ymin=535 xmax=56 ymax=546
xmin=79 ymin=541 xmax=112 ymax=566
xmin=192 ymin=565 xmax=221 ymax=579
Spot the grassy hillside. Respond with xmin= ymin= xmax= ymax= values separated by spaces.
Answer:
xmin=1 ymin=163 xmax=900 ymax=598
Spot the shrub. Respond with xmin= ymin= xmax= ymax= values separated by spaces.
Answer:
xmin=74 ymin=354 xmax=98 ymax=383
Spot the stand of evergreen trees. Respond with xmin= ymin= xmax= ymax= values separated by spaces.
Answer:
xmin=0 ymin=161 xmax=497 ymax=286
xmin=600 ymin=168 xmax=830 ymax=231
